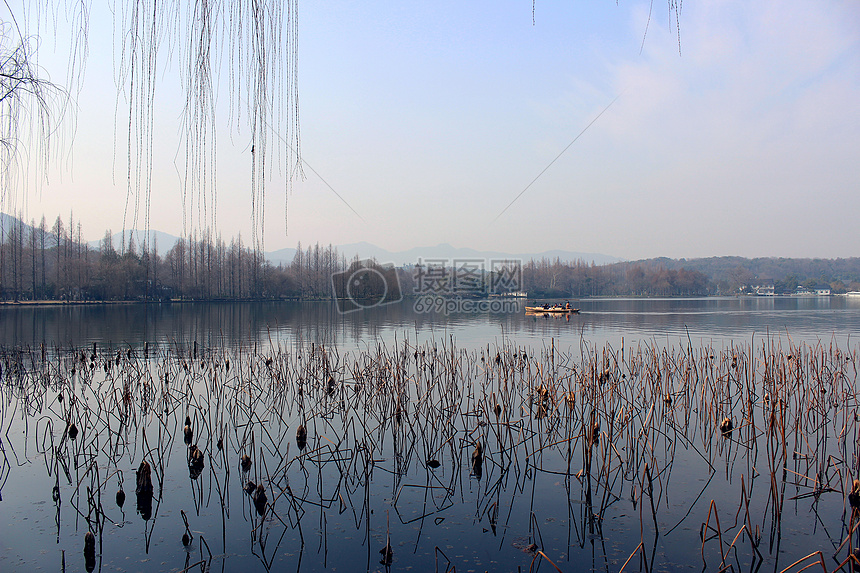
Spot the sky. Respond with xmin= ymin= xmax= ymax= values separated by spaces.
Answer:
xmin=5 ymin=0 xmax=860 ymax=260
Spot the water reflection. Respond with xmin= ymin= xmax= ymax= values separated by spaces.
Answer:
xmin=1 ymin=296 xmax=859 ymax=353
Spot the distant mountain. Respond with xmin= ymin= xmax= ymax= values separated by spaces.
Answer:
xmin=0 ymin=215 xmax=181 ymax=254
xmin=3 ymin=213 xmax=620 ymax=265
xmin=332 ymin=242 xmax=622 ymax=267
xmin=0 ymin=213 xmax=51 ymax=243
xmin=627 ymin=255 xmax=860 ymax=285
xmin=0 ymin=212 xmax=16 ymax=230
xmin=266 ymin=241 xmax=619 ymax=267
xmin=266 ymin=246 xmax=298 ymax=266
xmin=87 ymin=229 xmax=182 ymax=256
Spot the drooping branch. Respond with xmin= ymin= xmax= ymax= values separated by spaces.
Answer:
xmin=110 ymin=0 xmax=301 ymax=254
xmin=114 ymin=0 xmax=166 ymax=253
xmin=225 ymin=0 xmax=302 ymax=253
xmin=0 ymin=22 xmax=69 ymax=213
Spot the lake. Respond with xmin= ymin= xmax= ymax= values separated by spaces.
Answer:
xmin=2 ymin=297 xmax=860 ymax=572
xmin=3 ymin=296 xmax=859 ymax=351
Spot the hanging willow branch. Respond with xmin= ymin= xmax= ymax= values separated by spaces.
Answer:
xmin=8 ymin=2 xmax=691 ymax=253
xmin=226 ymin=0 xmax=302 ymax=253
xmin=4 ymin=0 xmax=300 ymax=256
xmin=112 ymin=0 xmax=301 ymax=254
xmin=183 ymin=0 xmax=218 ymax=245
xmin=0 ymin=20 xmax=69 ymax=214
xmin=114 ymin=0 xmax=165 ymax=254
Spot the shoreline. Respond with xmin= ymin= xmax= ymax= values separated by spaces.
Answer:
xmin=0 ymin=292 xmax=853 ymax=308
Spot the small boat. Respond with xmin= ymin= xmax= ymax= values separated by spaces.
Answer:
xmin=525 ymin=306 xmax=579 ymax=314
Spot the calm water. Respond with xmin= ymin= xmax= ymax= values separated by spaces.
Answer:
xmin=3 ymin=296 xmax=860 ymax=353
xmin=2 ymin=297 xmax=860 ymax=573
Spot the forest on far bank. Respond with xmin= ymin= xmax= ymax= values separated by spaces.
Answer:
xmin=523 ymin=256 xmax=860 ymax=298
xmin=1 ymin=214 xmax=859 ymax=302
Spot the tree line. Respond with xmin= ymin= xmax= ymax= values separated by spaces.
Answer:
xmin=2 ymin=214 xmax=860 ymax=302
xmin=523 ymin=257 xmax=860 ymax=297
xmin=522 ymin=258 xmax=711 ymax=298
xmin=0 ymin=214 xmax=349 ymax=301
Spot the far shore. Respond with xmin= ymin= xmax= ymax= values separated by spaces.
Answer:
xmin=0 ymin=297 xmax=315 ymax=307
xmin=1 ymin=292 xmax=855 ymax=309
xmin=0 ymin=299 xmax=140 ymax=307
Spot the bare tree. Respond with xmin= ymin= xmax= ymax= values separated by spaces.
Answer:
xmin=52 ymin=215 xmax=63 ymax=297
xmin=29 ymin=217 xmax=36 ymax=298
xmin=38 ymin=215 xmax=45 ymax=297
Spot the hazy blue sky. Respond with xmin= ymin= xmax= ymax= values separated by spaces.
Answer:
xmin=10 ymin=0 xmax=860 ymax=260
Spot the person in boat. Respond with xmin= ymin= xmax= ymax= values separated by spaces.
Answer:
xmin=543 ymin=303 xmax=549 ymax=309
xmin=565 ymin=301 xmax=570 ymax=310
